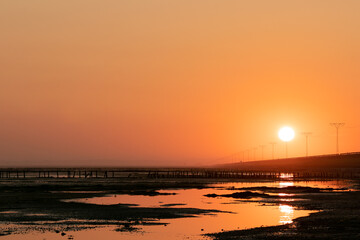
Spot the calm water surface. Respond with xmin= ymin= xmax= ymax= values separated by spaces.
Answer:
xmin=1 ymin=180 xmax=354 ymax=240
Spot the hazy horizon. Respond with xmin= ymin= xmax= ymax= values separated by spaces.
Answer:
xmin=1 ymin=1 xmax=360 ymax=167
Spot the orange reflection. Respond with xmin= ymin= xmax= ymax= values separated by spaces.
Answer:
xmin=279 ymin=204 xmax=294 ymax=224
xmin=280 ymin=173 xmax=294 ymax=179
xmin=278 ymin=193 xmax=294 ymax=197
xmin=0 ymin=182 xmax=319 ymax=240
xmin=279 ymin=182 xmax=294 ymax=188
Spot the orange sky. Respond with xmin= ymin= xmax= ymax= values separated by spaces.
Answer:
xmin=1 ymin=1 xmax=359 ymax=167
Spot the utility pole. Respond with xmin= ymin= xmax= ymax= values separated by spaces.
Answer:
xmin=302 ymin=132 xmax=312 ymax=157
xmin=246 ymin=149 xmax=250 ymax=161
xmin=259 ymin=145 xmax=266 ymax=160
xmin=269 ymin=142 xmax=277 ymax=160
xmin=253 ymin=147 xmax=257 ymax=161
xmin=330 ymin=123 xmax=345 ymax=154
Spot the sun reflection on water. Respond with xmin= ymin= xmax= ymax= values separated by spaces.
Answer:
xmin=279 ymin=173 xmax=294 ymax=179
xmin=279 ymin=204 xmax=294 ymax=224
xmin=279 ymin=182 xmax=294 ymax=188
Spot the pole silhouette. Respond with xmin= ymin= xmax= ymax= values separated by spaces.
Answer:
xmin=330 ymin=123 xmax=345 ymax=154
xmin=269 ymin=142 xmax=277 ymax=160
xmin=302 ymin=132 xmax=312 ymax=157
xmin=259 ymin=145 xmax=266 ymax=160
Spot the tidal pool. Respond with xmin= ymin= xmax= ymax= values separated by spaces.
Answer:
xmin=1 ymin=180 xmax=354 ymax=240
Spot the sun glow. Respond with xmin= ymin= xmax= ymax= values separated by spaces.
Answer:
xmin=278 ymin=126 xmax=295 ymax=142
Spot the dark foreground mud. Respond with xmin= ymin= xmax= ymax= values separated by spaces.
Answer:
xmin=206 ymin=182 xmax=360 ymax=240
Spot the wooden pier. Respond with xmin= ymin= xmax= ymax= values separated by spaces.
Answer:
xmin=0 ymin=168 xmax=358 ymax=180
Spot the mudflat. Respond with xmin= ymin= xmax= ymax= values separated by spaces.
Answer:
xmin=0 ymin=177 xmax=227 ymax=235
xmin=0 ymin=177 xmax=359 ymax=239
xmin=206 ymin=180 xmax=360 ymax=239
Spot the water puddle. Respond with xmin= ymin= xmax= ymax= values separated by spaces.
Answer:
xmin=0 ymin=211 xmax=18 ymax=214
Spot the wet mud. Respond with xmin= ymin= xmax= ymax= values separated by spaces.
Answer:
xmin=206 ymin=181 xmax=360 ymax=240
xmin=0 ymin=178 xmax=222 ymax=235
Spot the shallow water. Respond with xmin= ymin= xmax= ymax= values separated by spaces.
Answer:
xmin=1 ymin=180 xmax=354 ymax=240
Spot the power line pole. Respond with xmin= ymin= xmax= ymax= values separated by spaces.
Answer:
xmin=330 ymin=123 xmax=345 ymax=154
xmin=259 ymin=145 xmax=266 ymax=160
xmin=232 ymin=153 xmax=236 ymax=163
xmin=253 ymin=147 xmax=257 ymax=161
xmin=269 ymin=142 xmax=277 ymax=160
xmin=302 ymin=132 xmax=312 ymax=157
xmin=236 ymin=152 xmax=241 ymax=162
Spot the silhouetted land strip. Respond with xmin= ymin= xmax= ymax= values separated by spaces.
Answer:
xmin=0 ymin=166 xmax=359 ymax=180
xmin=204 ymin=185 xmax=343 ymax=199
xmin=219 ymin=152 xmax=360 ymax=171
xmin=226 ymin=185 xmax=344 ymax=193
xmin=1 ymin=153 xmax=359 ymax=181
xmin=205 ymin=191 xmax=274 ymax=199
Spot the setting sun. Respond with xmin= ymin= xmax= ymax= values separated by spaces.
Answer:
xmin=278 ymin=127 xmax=295 ymax=142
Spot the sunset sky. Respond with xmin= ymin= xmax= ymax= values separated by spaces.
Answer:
xmin=1 ymin=1 xmax=359 ymax=167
